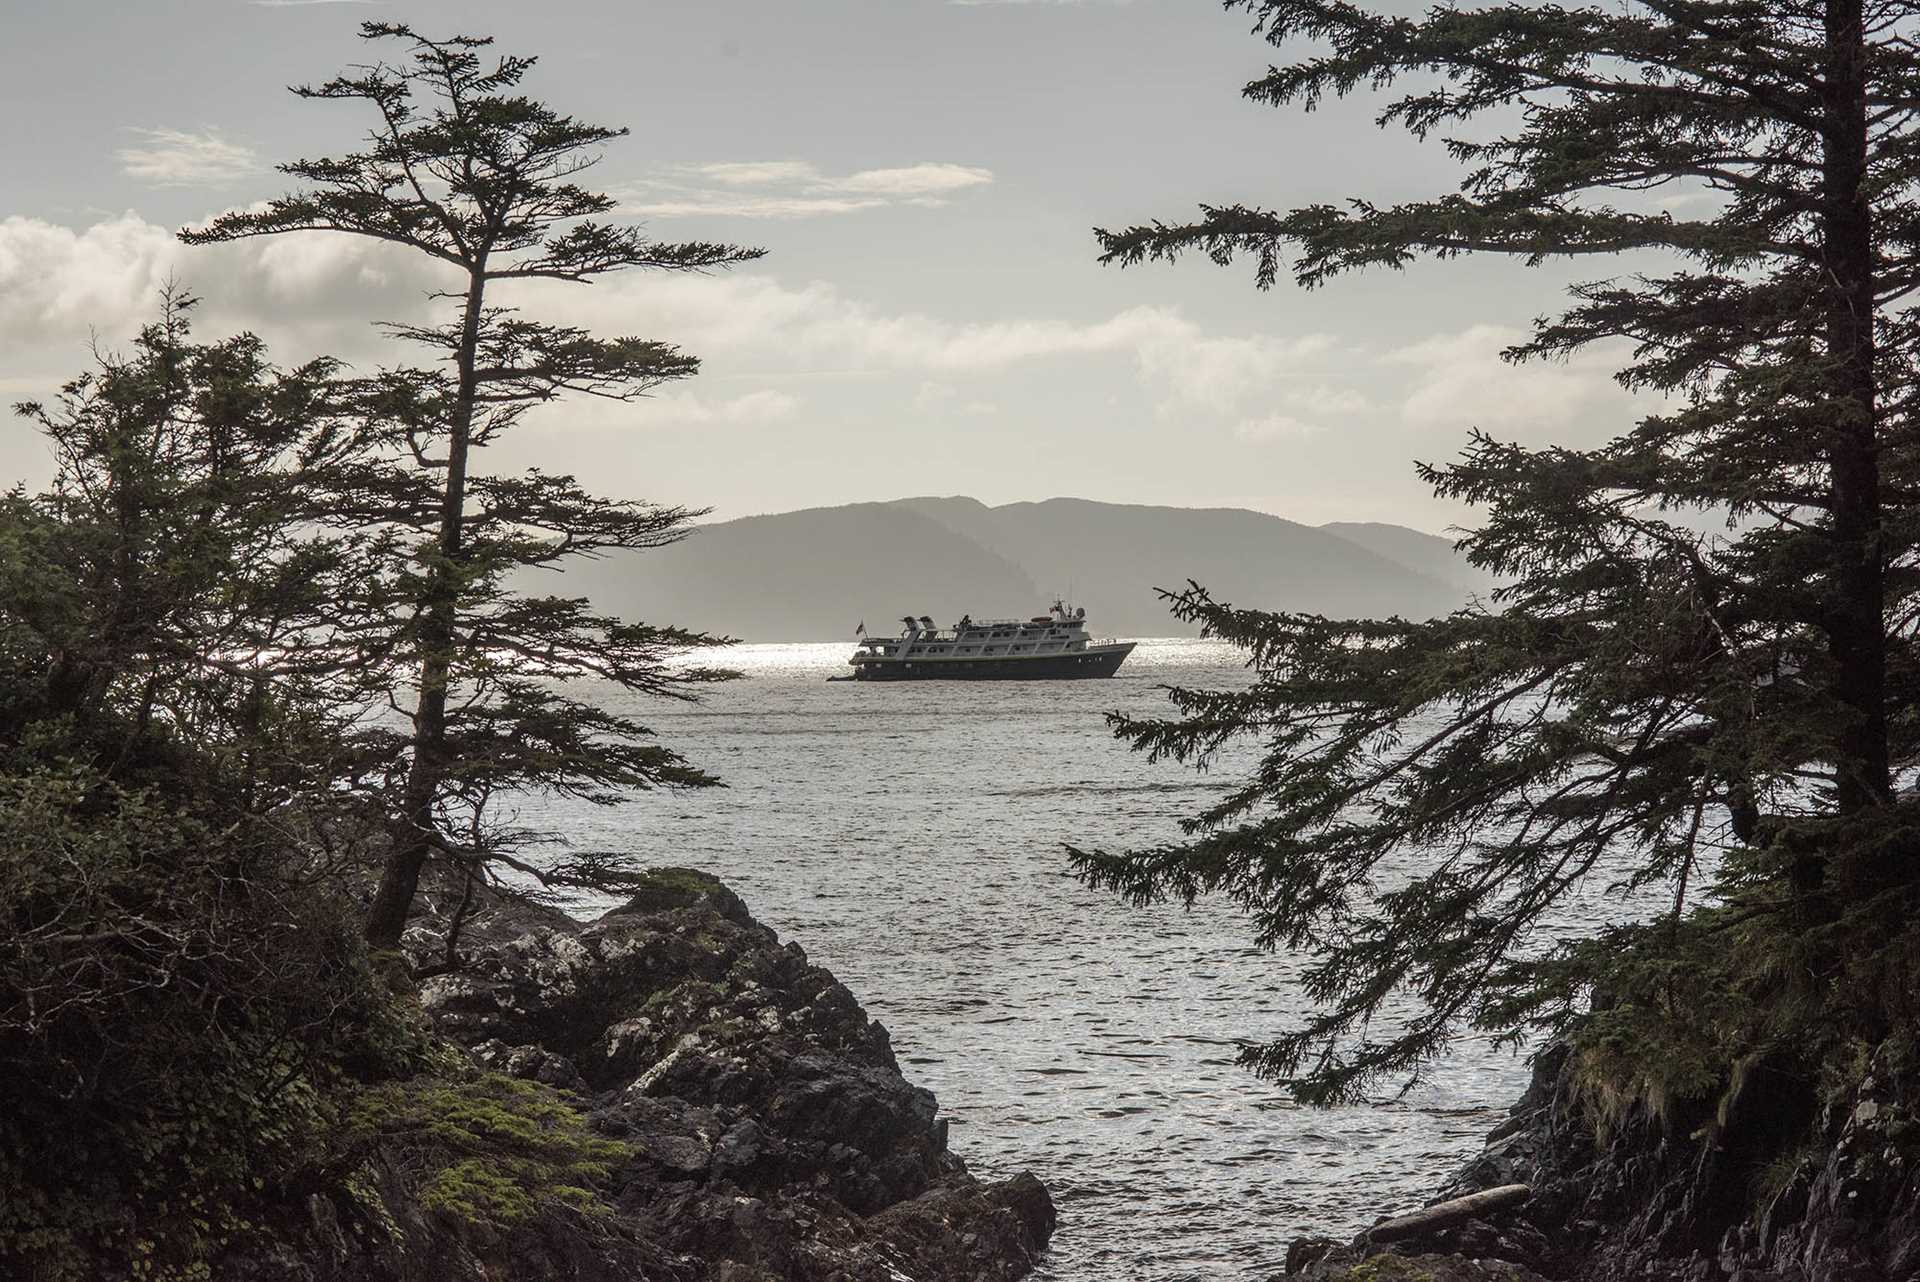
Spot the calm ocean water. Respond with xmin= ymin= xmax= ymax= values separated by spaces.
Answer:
xmin=520 ymin=638 xmax=1540 ymax=1281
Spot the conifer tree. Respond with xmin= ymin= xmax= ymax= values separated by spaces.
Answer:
xmin=183 ymin=24 xmax=764 ymax=952
xmin=0 ymin=303 xmax=432 ymax=1275
xmin=1079 ymin=1 xmax=1920 ymax=1103
xmin=3 ymin=292 xmax=384 ymax=800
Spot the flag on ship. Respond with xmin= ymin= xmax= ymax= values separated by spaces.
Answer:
xmin=855 ymin=620 xmax=865 ymax=636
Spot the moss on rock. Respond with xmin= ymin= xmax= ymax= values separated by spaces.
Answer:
xmin=346 ymin=1071 xmax=628 ymax=1230
xmin=605 ymin=867 xmax=751 ymax=924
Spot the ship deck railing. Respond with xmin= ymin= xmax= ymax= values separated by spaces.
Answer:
xmin=900 ymin=618 xmax=1081 ymax=633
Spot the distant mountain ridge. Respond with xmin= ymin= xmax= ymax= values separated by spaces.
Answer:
xmin=1319 ymin=520 xmax=1496 ymax=597
xmin=533 ymin=496 xmax=1490 ymax=642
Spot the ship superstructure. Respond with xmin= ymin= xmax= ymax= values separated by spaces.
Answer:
xmin=848 ymin=600 xmax=1135 ymax=680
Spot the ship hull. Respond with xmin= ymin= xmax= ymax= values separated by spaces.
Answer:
xmin=851 ymin=642 xmax=1134 ymax=681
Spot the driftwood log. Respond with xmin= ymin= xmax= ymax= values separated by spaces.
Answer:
xmin=1365 ymin=1184 xmax=1532 ymax=1243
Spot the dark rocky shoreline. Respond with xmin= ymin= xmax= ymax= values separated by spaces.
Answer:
xmin=221 ymin=868 xmax=1055 ymax=1282
xmin=1286 ymin=1041 xmax=1920 ymax=1282
xmin=205 ymin=863 xmax=1920 ymax=1282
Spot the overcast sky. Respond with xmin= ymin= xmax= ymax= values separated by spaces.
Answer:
xmin=1 ymin=0 xmax=1657 ymax=532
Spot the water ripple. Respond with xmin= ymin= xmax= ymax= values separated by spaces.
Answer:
xmin=522 ymin=638 xmax=1537 ymax=1281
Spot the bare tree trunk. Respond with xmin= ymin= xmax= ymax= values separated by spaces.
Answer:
xmin=1365 ymin=1185 xmax=1532 ymax=1244
xmin=1821 ymin=0 xmax=1888 ymax=826
xmin=364 ymin=266 xmax=487 ymax=951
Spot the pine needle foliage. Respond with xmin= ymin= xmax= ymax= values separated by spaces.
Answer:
xmin=3 ymin=293 xmax=389 ymax=787
xmin=181 ymin=24 xmax=766 ymax=952
xmin=0 ymin=304 xmax=433 ymax=1280
xmin=1077 ymin=1 xmax=1920 ymax=1103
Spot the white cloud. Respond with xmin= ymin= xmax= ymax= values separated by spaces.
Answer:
xmin=512 ymin=272 xmax=1337 ymax=419
xmin=516 ymin=386 xmax=802 ymax=436
xmin=696 ymin=161 xmax=824 ymax=187
xmin=1386 ymin=324 xmax=1633 ymax=437
xmin=1655 ymin=190 xmax=1721 ymax=211
xmin=0 ymin=212 xmax=449 ymax=360
xmin=911 ymin=381 xmax=997 ymax=416
xmin=716 ymin=389 xmax=801 ymax=421
xmin=1129 ymin=320 xmax=1334 ymax=415
xmin=0 ymin=213 xmax=179 ymax=338
xmin=117 ymin=129 xmax=258 ymax=187
xmin=625 ymin=389 xmax=801 ymax=428
xmin=0 ymin=212 xmax=1341 ymax=438
xmin=624 ymin=195 xmax=890 ymax=219
xmin=1282 ymin=385 xmax=1373 ymax=416
xmin=1234 ymin=413 xmax=1322 ymax=443
xmin=624 ymin=160 xmax=994 ymax=219
xmin=832 ymin=164 xmax=994 ymax=197
xmin=913 ymin=381 xmax=959 ymax=412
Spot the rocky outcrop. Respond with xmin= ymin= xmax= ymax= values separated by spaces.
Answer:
xmin=227 ymin=868 xmax=1054 ymax=1282
xmin=1282 ymin=1207 xmax=1555 ymax=1282
xmin=1284 ymin=1248 xmax=1552 ymax=1282
xmin=1495 ymin=1042 xmax=1920 ymax=1281
xmin=1288 ymin=1040 xmax=1920 ymax=1282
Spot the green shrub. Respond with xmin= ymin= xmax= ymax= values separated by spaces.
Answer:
xmin=0 ymin=765 xmax=430 ymax=1280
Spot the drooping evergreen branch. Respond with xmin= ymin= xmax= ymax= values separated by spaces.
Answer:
xmin=1081 ymin=0 xmax=1920 ymax=1101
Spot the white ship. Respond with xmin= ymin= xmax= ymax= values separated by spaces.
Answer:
xmin=847 ymin=600 xmax=1135 ymax=680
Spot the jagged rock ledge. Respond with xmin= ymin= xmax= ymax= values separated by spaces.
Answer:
xmin=229 ymin=868 xmax=1055 ymax=1282
xmin=1283 ymin=1040 xmax=1920 ymax=1282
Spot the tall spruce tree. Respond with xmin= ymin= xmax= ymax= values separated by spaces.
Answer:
xmin=1078 ymin=1 xmax=1920 ymax=1103
xmin=183 ymin=23 xmax=764 ymax=952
